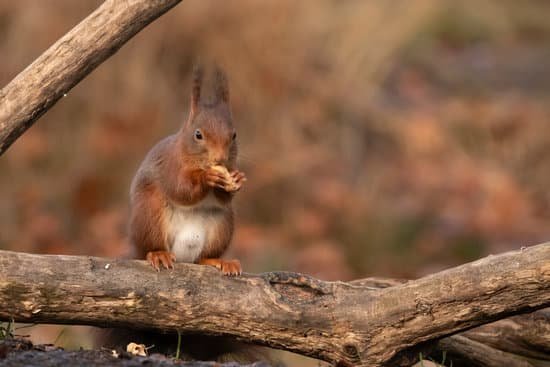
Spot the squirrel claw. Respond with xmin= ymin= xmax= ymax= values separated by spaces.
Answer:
xmin=146 ymin=251 xmax=176 ymax=271
xmin=220 ymin=259 xmax=242 ymax=276
xmin=206 ymin=166 xmax=245 ymax=193
xmin=205 ymin=170 xmax=233 ymax=190
xmin=229 ymin=171 xmax=246 ymax=192
xmin=198 ymin=258 xmax=242 ymax=276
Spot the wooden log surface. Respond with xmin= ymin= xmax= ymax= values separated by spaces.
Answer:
xmin=456 ymin=309 xmax=550 ymax=363
xmin=0 ymin=243 xmax=549 ymax=367
xmin=436 ymin=334 xmax=545 ymax=367
xmin=0 ymin=0 xmax=182 ymax=155
xmin=351 ymin=278 xmax=550 ymax=367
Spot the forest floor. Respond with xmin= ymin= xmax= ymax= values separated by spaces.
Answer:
xmin=0 ymin=338 xmax=272 ymax=367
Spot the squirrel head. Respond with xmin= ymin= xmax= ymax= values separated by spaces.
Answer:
xmin=179 ymin=66 xmax=237 ymax=168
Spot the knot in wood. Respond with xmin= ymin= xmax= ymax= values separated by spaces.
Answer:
xmin=415 ymin=297 xmax=433 ymax=317
xmin=342 ymin=342 xmax=361 ymax=364
xmin=262 ymin=271 xmax=332 ymax=299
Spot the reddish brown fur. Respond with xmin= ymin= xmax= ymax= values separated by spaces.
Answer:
xmin=101 ymin=68 xmax=252 ymax=360
xmin=129 ymin=67 xmax=244 ymax=274
xmin=130 ymin=180 xmax=166 ymax=259
xmin=201 ymin=208 xmax=234 ymax=258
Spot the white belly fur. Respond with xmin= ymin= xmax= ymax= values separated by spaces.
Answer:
xmin=164 ymin=192 xmax=224 ymax=263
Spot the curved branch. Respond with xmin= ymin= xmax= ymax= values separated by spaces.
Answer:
xmin=349 ymin=279 xmax=550 ymax=366
xmin=0 ymin=243 xmax=548 ymax=366
xmin=0 ymin=0 xmax=182 ymax=155
xmin=432 ymin=308 xmax=550 ymax=367
xmin=436 ymin=334 xmax=542 ymax=367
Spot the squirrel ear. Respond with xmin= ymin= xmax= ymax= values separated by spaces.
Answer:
xmin=191 ymin=65 xmax=203 ymax=115
xmin=214 ymin=66 xmax=229 ymax=105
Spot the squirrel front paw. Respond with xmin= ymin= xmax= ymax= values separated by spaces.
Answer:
xmin=146 ymin=251 xmax=176 ymax=271
xmin=229 ymin=170 xmax=246 ymax=192
xmin=198 ymin=258 xmax=242 ymax=276
xmin=205 ymin=166 xmax=246 ymax=193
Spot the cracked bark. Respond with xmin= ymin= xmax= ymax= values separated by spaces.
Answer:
xmin=0 ymin=243 xmax=548 ymax=366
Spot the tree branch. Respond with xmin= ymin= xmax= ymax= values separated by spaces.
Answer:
xmin=436 ymin=334 xmax=542 ymax=367
xmin=0 ymin=243 xmax=548 ymax=366
xmin=0 ymin=0 xmax=182 ymax=155
xmin=466 ymin=310 xmax=549 ymax=356
xmin=347 ymin=278 xmax=550 ymax=366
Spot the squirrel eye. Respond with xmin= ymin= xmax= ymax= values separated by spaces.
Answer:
xmin=232 ymin=132 xmax=237 ymax=140
xmin=194 ymin=129 xmax=203 ymax=140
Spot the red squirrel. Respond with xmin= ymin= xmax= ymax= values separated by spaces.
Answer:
xmin=98 ymin=68 xmax=265 ymax=362
xmin=129 ymin=66 xmax=246 ymax=275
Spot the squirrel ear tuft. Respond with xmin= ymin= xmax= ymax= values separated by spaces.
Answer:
xmin=214 ymin=66 xmax=230 ymax=105
xmin=191 ymin=65 xmax=203 ymax=114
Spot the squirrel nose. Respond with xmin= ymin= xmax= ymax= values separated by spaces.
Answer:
xmin=210 ymin=152 xmax=228 ymax=165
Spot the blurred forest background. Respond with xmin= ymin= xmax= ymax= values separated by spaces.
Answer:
xmin=1 ymin=0 xmax=550 ymax=363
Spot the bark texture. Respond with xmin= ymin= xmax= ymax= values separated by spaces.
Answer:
xmin=0 ymin=243 xmax=549 ymax=366
xmin=0 ymin=0 xmax=182 ymax=155
xmin=461 ymin=309 xmax=550 ymax=360
xmin=436 ymin=334 xmax=545 ymax=367
xmin=352 ymin=279 xmax=550 ymax=366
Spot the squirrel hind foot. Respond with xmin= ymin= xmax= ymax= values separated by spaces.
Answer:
xmin=146 ymin=251 xmax=176 ymax=271
xmin=198 ymin=258 xmax=242 ymax=276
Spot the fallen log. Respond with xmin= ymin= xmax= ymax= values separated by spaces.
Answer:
xmin=352 ymin=279 xmax=550 ymax=366
xmin=0 ymin=243 xmax=548 ymax=366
